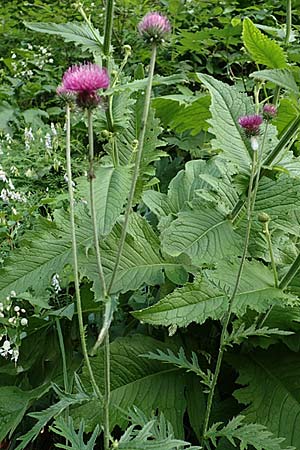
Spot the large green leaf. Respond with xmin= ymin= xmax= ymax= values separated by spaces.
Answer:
xmin=25 ymin=22 xmax=103 ymax=52
xmin=152 ymin=95 xmax=211 ymax=136
xmin=196 ymin=74 xmax=261 ymax=173
xmin=143 ymin=158 xmax=238 ymax=232
xmin=250 ymin=69 xmax=299 ymax=94
xmin=242 ymin=18 xmax=287 ymax=69
xmin=76 ymin=165 xmax=132 ymax=236
xmin=81 ymin=213 xmax=186 ymax=296
xmin=133 ymin=260 xmax=293 ymax=327
xmin=254 ymin=175 xmax=300 ymax=217
xmin=0 ymin=385 xmax=47 ymax=442
xmin=71 ymin=336 xmax=200 ymax=438
xmin=161 ymin=203 xmax=239 ymax=265
xmin=0 ymin=209 xmax=92 ymax=299
xmin=229 ymin=346 xmax=300 ymax=448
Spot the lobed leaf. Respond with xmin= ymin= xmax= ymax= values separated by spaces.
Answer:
xmin=229 ymin=346 xmax=300 ymax=448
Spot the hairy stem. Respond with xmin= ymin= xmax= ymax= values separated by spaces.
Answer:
xmin=285 ymin=0 xmax=292 ymax=45
xmin=103 ymin=0 xmax=114 ymax=58
xmin=103 ymin=0 xmax=115 ymax=160
xmin=230 ymin=115 xmax=300 ymax=222
xmin=87 ymin=109 xmax=111 ymax=448
xmin=56 ymin=318 xmax=69 ymax=445
xmin=65 ymin=104 xmax=102 ymax=401
xmin=202 ymin=125 xmax=269 ymax=444
xmin=279 ymin=253 xmax=300 ymax=290
xmin=56 ymin=318 xmax=69 ymax=393
xmin=87 ymin=110 xmax=108 ymax=299
xmin=107 ymin=44 xmax=157 ymax=295
xmin=264 ymin=221 xmax=279 ymax=288
xmin=201 ymin=149 xmax=258 ymax=445
xmin=104 ymin=332 xmax=111 ymax=450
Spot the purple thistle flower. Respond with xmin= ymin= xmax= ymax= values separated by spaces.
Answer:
xmin=58 ymin=63 xmax=109 ymax=109
xmin=263 ymin=104 xmax=277 ymax=120
xmin=62 ymin=63 xmax=109 ymax=93
xmin=138 ymin=12 xmax=171 ymax=44
xmin=238 ymin=114 xmax=263 ymax=137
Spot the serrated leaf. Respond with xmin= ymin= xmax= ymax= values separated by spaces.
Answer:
xmin=161 ymin=203 xmax=239 ymax=265
xmin=71 ymin=336 xmax=189 ymax=437
xmin=76 ymin=165 xmax=132 ymax=236
xmin=206 ymin=415 xmax=294 ymax=450
xmin=117 ymin=408 xmax=200 ymax=450
xmin=81 ymin=213 xmax=185 ymax=295
xmin=250 ymin=69 xmax=299 ymax=94
xmin=107 ymin=74 xmax=187 ymax=95
xmin=15 ymin=390 xmax=91 ymax=450
xmin=153 ymin=95 xmax=211 ymax=135
xmin=0 ymin=209 xmax=93 ymax=299
xmin=229 ymin=346 xmax=300 ymax=448
xmin=25 ymin=22 xmax=103 ymax=53
xmin=196 ymin=74 xmax=256 ymax=173
xmin=133 ymin=260 xmax=293 ymax=328
xmin=243 ymin=18 xmax=287 ymax=68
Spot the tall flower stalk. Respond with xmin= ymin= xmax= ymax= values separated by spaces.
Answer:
xmin=107 ymin=43 xmax=157 ymax=294
xmin=107 ymin=10 xmax=171 ymax=294
xmin=64 ymin=103 xmax=102 ymax=402
xmin=201 ymin=115 xmax=267 ymax=446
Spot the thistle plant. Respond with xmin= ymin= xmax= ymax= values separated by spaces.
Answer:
xmin=201 ymin=112 xmax=269 ymax=446
xmin=57 ymin=61 xmax=110 ymax=404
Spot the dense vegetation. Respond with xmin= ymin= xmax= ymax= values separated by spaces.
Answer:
xmin=1 ymin=0 xmax=300 ymax=449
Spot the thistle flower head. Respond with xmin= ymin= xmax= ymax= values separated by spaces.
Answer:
xmin=138 ymin=12 xmax=171 ymax=44
xmin=58 ymin=63 xmax=109 ymax=109
xmin=263 ymin=103 xmax=277 ymax=120
xmin=238 ymin=114 xmax=263 ymax=137
xmin=62 ymin=63 xmax=109 ymax=93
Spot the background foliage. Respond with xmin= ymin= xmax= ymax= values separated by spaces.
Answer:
xmin=1 ymin=0 xmax=300 ymax=449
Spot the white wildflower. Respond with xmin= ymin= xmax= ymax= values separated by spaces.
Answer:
xmin=45 ymin=133 xmax=52 ymax=150
xmin=52 ymin=273 xmax=61 ymax=293
xmin=0 ymin=170 xmax=8 ymax=183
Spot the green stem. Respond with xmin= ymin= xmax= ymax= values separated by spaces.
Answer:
xmin=56 ymin=318 xmax=69 ymax=393
xmin=56 ymin=318 xmax=69 ymax=446
xmin=103 ymin=0 xmax=115 ymax=150
xmin=285 ymin=0 xmax=292 ymax=45
xmin=202 ymin=128 xmax=270 ymax=444
xmin=279 ymin=252 xmax=300 ymax=290
xmin=87 ymin=110 xmax=108 ymax=299
xmin=77 ymin=5 xmax=103 ymax=51
xmin=87 ymin=111 xmax=111 ymax=449
xmin=230 ymin=115 xmax=300 ymax=222
xmin=103 ymin=0 xmax=114 ymax=58
xmin=104 ymin=332 xmax=111 ymax=450
xmin=273 ymin=86 xmax=280 ymax=107
xmin=263 ymin=221 xmax=279 ymax=288
xmin=65 ymin=104 xmax=103 ymax=402
xmin=201 ymin=150 xmax=258 ymax=445
xmin=107 ymin=44 xmax=157 ymax=295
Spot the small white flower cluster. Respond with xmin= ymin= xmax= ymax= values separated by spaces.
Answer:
xmin=0 ymin=292 xmax=28 ymax=327
xmin=24 ymin=127 xmax=35 ymax=150
xmin=0 ymin=291 xmax=29 ymax=364
xmin=52 ymin=273 xmax=62 ymax=294
xmin=10 ymin=44 xmax=54 ymax=80
xmin=0 ymin=165 xmax=27 ymax=204
xmin=45 ymin=133 xmax=52 ymax=150
xmin=0 ymin=339 xmax=19 ymax=363
xmin=64 ymin=173 xmax=76 ymax=189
